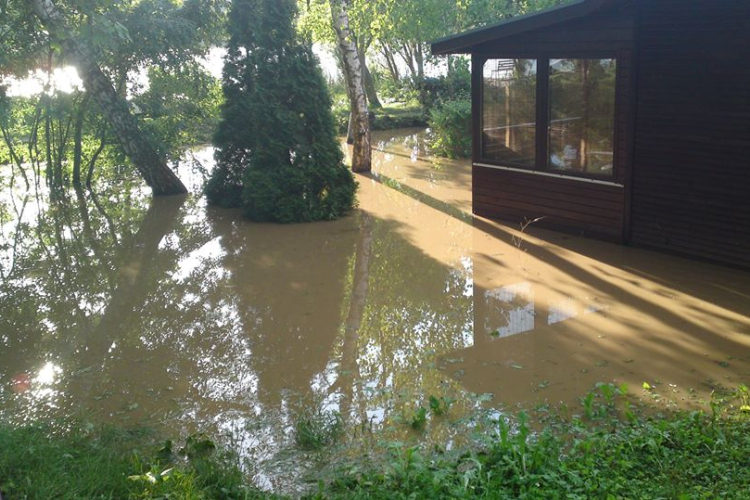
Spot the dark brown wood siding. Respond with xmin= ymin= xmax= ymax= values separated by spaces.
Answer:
xmin=471 ymin=4 xmax=636 ymax=241
xmin=630 ymin=0 xmax=750 ymax=267
xmin=473 ymin=167 xmax=625 ymax=240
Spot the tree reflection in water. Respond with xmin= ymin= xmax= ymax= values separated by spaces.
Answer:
xmin=5 ymin=130 xmax=748 ymax=493
xmin=0 ymin=163 xmax=479 ymax=492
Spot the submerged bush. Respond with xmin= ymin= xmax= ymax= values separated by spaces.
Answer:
xmin=428 ymin=99 xmax=472 ymax=159
xmin=206 ymin=0 xmax=356 ymax=222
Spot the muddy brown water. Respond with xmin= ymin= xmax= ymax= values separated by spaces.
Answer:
xmin=1 ymin=128 xmax=750 ymax=491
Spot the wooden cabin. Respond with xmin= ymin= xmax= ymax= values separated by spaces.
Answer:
xmin=431 ymin=0 xmax=750 ymax=268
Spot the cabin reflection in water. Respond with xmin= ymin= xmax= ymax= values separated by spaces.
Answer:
xmin=478 ymin=281 xmax=608 ymax=340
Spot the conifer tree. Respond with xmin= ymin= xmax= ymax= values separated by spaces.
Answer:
xmin=206 ymin=0 xmax=357 ymax=222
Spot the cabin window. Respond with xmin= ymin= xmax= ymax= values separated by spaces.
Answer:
xmin=480 ymin=57 xmax=617 ymax=180
xmin=548 ymin=59 xmax=616 ymax=178
xmin=481 ymin=59 xmax=537 ymax=167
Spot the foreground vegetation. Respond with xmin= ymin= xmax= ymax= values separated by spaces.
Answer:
xmin=2 ymin=384 xmax=749 ymax=499
xmin=0 ymin=425 xmax=266 ymax=500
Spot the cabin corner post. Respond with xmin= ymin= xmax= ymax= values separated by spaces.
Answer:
xmin=535 ymin=58 xmax=550 ymax=172
xmin=622 ymin=2 xmax=644 ymax=245
xmin=471 ymin=53 xmax=484 ymax=216
xmin=621 ymin=46 xmax=638 ymax=245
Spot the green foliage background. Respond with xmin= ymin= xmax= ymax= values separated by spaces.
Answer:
xmin=429 ymin=99 xmax=472 ymax=159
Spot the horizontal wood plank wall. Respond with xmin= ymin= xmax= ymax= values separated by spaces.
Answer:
xmin=472 ymin=3 xmax=636 ymax=242
xmin=474 ymin=167 xmax=626 ymax=240
xmin=630 ymin=0 xmax=750 ymax=267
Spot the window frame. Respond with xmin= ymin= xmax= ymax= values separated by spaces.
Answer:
xmin=477 ymin=52 xmax=620 ymax=182
xmin=479 ymin=58 xmax=540 ymax=170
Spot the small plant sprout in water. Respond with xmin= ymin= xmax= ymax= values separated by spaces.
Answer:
xmin=739 ymin=384 xmax=750 ymax=413
xmin=407 ymin=396 xmax=454 ymax=431
xmin=581 ymin=383 xmax=629 ymax=420
xmin=177 ymin=434 xmax=217 ymax=460
xmin=410 ymin=407 xmax=428 ymax=431
xmin=512 ymin=216 xmax=547 ymax=249
xmin=428 ymin=395 xmax=453 ymax=417
xmin=511 ymin=216 xmax=547 ymax=268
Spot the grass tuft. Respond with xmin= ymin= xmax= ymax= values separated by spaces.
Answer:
xmin=293 ymin=410 xmax=343 ymax=452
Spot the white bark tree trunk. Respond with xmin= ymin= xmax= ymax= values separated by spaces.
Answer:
xmin=330 ymin=0 xmax=371 ymax=173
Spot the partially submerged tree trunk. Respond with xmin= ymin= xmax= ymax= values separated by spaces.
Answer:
xmin=332 ymin=48 xmax=355 ymax=144
xmin=330 ymin=0 xmax=371 ymax=173
xmin=28 ymin=0 xmax=187 ymax=196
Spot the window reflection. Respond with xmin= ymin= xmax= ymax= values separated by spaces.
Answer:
xmin=483 ymin=282 xmax=535 ymax=338
xmin=548 ymin=59 xmax=616 ymax=177
xmin=482 ymin=59 xmax=537 ymax=166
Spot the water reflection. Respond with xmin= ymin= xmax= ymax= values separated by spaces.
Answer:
xmin=1 ymin=129 xmax=750 ymax=492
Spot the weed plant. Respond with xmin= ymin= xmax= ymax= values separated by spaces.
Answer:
xmin=294 ymin=411 xmax=343 ymax=452
xmin=319 ymin=384 xmax=750 ymax=499
xmin=0 ymin=424 xmax=267 ymax=499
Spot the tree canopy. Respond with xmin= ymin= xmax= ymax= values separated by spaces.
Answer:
xmin=1 ymin=0 xmax=225 ymax=194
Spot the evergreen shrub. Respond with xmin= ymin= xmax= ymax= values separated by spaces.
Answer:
xmin=205 ymin=0 xmax=356 ymax=222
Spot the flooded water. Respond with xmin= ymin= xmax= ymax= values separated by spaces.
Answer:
xmin=2 ymin=128 xmax=750 ymax=491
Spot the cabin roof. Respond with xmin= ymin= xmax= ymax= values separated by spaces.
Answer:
xmin=431 ymin=0 xmax=618 ymax=55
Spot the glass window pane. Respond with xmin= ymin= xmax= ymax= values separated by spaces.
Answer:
xmin=482 ymin=59 xmax=537 ymax=166
xmin=548 ymin=58 xmax=616 ymax=177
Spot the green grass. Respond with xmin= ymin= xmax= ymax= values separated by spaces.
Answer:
xmin=0 ymin=423 xmax=266 ymax=499
xmin=2 ymin=385 xmax=750 ymax=499
xmin=319 ymin=385 xmax=750 ymax=499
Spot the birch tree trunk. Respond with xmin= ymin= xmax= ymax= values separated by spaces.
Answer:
xmin=28 ymin=0 xmax=187 ymax=196
xmin=330 ymin=0 xmax=371 ymax=173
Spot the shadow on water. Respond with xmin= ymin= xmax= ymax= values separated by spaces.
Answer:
xmin=1 ymin=129 xmax=750 ymax=491
xmin=366 ymin=171 xmax=472 ymax=224
xmin=364 ymin=129 xmax=750 ymax=409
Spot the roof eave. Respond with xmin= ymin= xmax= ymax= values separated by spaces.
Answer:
xmin=431 ymin=0 xmax=614 ymax=55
